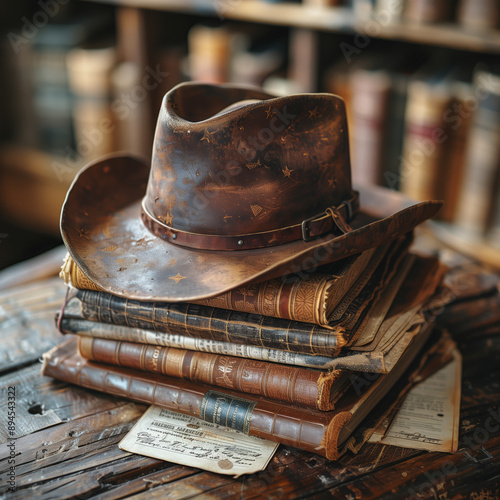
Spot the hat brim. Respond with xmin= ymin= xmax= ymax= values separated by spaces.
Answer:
xmin=61 ymin=155 xmax=442 ymax=302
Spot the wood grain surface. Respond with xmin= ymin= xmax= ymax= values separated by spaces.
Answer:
xmin=0 ymin=256 xmax=499 ymax=498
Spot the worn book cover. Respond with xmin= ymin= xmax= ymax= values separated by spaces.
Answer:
xmin=77 ymin=335 xmax=354 ymax=411
xmin=60 ymin=242 xmax=391 ymax=326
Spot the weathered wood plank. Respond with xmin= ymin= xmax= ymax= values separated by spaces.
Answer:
xmin=92 ymin=465 xmax=201 ymax=500
xmin=0 ymin=365 xmax=133 ymax=441
xmin=0 ymin=245 xmax=66 ymax=291
xmin=0 ymin=279 xmax=66 ymax=374
xmin=5 ymin=455 xmax=162 ymax=500
xmin=319 ymin=436 xmax=500 ymax=499
xmin=0 ymin=403 xmax=142 ymax=475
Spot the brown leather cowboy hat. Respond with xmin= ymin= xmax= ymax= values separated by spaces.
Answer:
xmin=61 ymin=82 xmax=442 ymax=302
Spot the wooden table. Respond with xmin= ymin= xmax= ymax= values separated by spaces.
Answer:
xmin=0 ymin=245 xmax=499 ymax=499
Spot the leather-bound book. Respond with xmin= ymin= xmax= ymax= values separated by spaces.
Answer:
xmin=61 ymin=289 xmax=345 ymax=356
xmin=404 ymin=0 xmax=452 ymax=23
xmin=400 ymin=75 xmax=453 ymax=205
xmin=60 ymin=236 xmax=412 ymax=328
xmin=41 ymin=329 xmax=438 ymax=460
xmin=57 ymin=316 xmax=343 ymax=370
xmin=349 ymin=68 xmax=391 ymax=186
xmin=455 ymin=66 xmax=500 ymax=238
xmin=60 ymin=246 xmax=379 ymax=327
xmin=77 ymin=336 xmax=353 ymax=411
xmin=58 ymin=253 xmax=445 ymax=374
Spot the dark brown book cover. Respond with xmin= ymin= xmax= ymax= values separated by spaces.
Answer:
xmin=62 ymin=290 xmax=345 ymax=356
xmin=77 ymin=336 xmax=351 ymax=411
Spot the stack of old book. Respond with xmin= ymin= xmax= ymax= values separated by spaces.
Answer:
xmin=43 ymin=231 xmax=449 ymax=460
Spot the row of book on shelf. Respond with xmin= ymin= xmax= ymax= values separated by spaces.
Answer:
xmin=1 ymin=13 xmax=284 ymax=162
xmin=305 ymin=0 xmax=498 ymax=30
xmin=326 ymin=50 xmax=500 ymax=251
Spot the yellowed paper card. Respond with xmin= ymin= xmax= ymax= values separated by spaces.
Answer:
xmin=119 ymin=406 xmax=278 ymax=477
xmin=369 ymin=349 xmax=462 ymax=452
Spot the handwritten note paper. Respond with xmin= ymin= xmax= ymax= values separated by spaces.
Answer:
xmin=369 ymin=349 xmax=462 ymax=452
xmin=119 ymin=406 xmax=278 ymax=476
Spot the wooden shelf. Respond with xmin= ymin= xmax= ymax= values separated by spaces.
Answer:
xmin=428 ymin=221 xmax=500 ymax=271
xmin=87 ymin=0 xmax=500 ymax=53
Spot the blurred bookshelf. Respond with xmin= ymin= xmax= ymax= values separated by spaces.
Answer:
xmin=88 ymin=0 xmax=500 ymax=53
xmin=1 ymin=0 xmax=500 ymax=270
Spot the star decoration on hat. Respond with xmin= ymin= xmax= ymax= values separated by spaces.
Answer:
xmin=265 ymin=106 xmax=274 ymax=119
xmin=308 ymin=107 xmax=319 ymax=119
xmin=169 ymin=273 xmax=187 ymax=284
xmin=78 ymin=227 xmax=90 ymax=240
xmin=164 ymin=212 xmax=174 ymax=226
xmin=282 ymin=166 xmax=294 ymax=178
xmin=201 ymin=130 xmax=215 ymax=143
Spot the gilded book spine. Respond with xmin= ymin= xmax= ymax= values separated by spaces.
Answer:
xmin=42 ymin=339 xmax=351 ymax=460
xmin=61 ymin=253 xmax=362 ymax=326
xmin=59 ymin=316 xmax=341 ymax=369
xmin=194 ymin=273 xmax=332 ymax=325
xmin=78 ymin=336 xmax=343 ymax=410
xmin=67 ymin=290 xmax=345 ymax=356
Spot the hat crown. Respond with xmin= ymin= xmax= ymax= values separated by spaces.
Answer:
xmin=144 ymin=83 xmax=353 ymax=238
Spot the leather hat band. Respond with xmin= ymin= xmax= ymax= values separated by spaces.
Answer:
xmin=141 ymin=191 xmax=359 ymax=251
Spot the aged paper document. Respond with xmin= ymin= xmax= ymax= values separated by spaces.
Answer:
xmin=369 ymin=349 xmax=462 ymax=452
xmin=119 ymin=406 xmax=278 ymax=476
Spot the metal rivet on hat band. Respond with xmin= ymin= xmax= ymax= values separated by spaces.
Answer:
xmin=140 ymin=193 xmax=359 ymax=251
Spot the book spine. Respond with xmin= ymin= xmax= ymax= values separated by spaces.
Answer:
xmin=382 ymin=73 xmax=410 ymax=190
xmin=349 ymin=69 xmax=391 ymax=186
xmin=78 ymin=336 xmax=341 ymax=410
xmin=457 ymin=0 xmax=500 ymax=30
xmin=455 ymin=70 xmax=500 ymax=237
xmin=42 ymin=341 xmax=348 ymax=459
xmin=400 ymin=81 xmax=452 ymax=205
xmin=66 ymin=46 xmax=117 ymax=164
xmin=438 ymin=84 xmax=474 ymax=222
xmin=72 ymin=290 xmax=345 ymax=356
xmin=58 ymin=316 xmax=342 ymax=370
xmin=195 ymin=273 xmax=331 ymax=325
xmin=62 ymin=254 xmax=335 ymax=325
xmin=404 ymin=0 xmax=452 ymax=23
